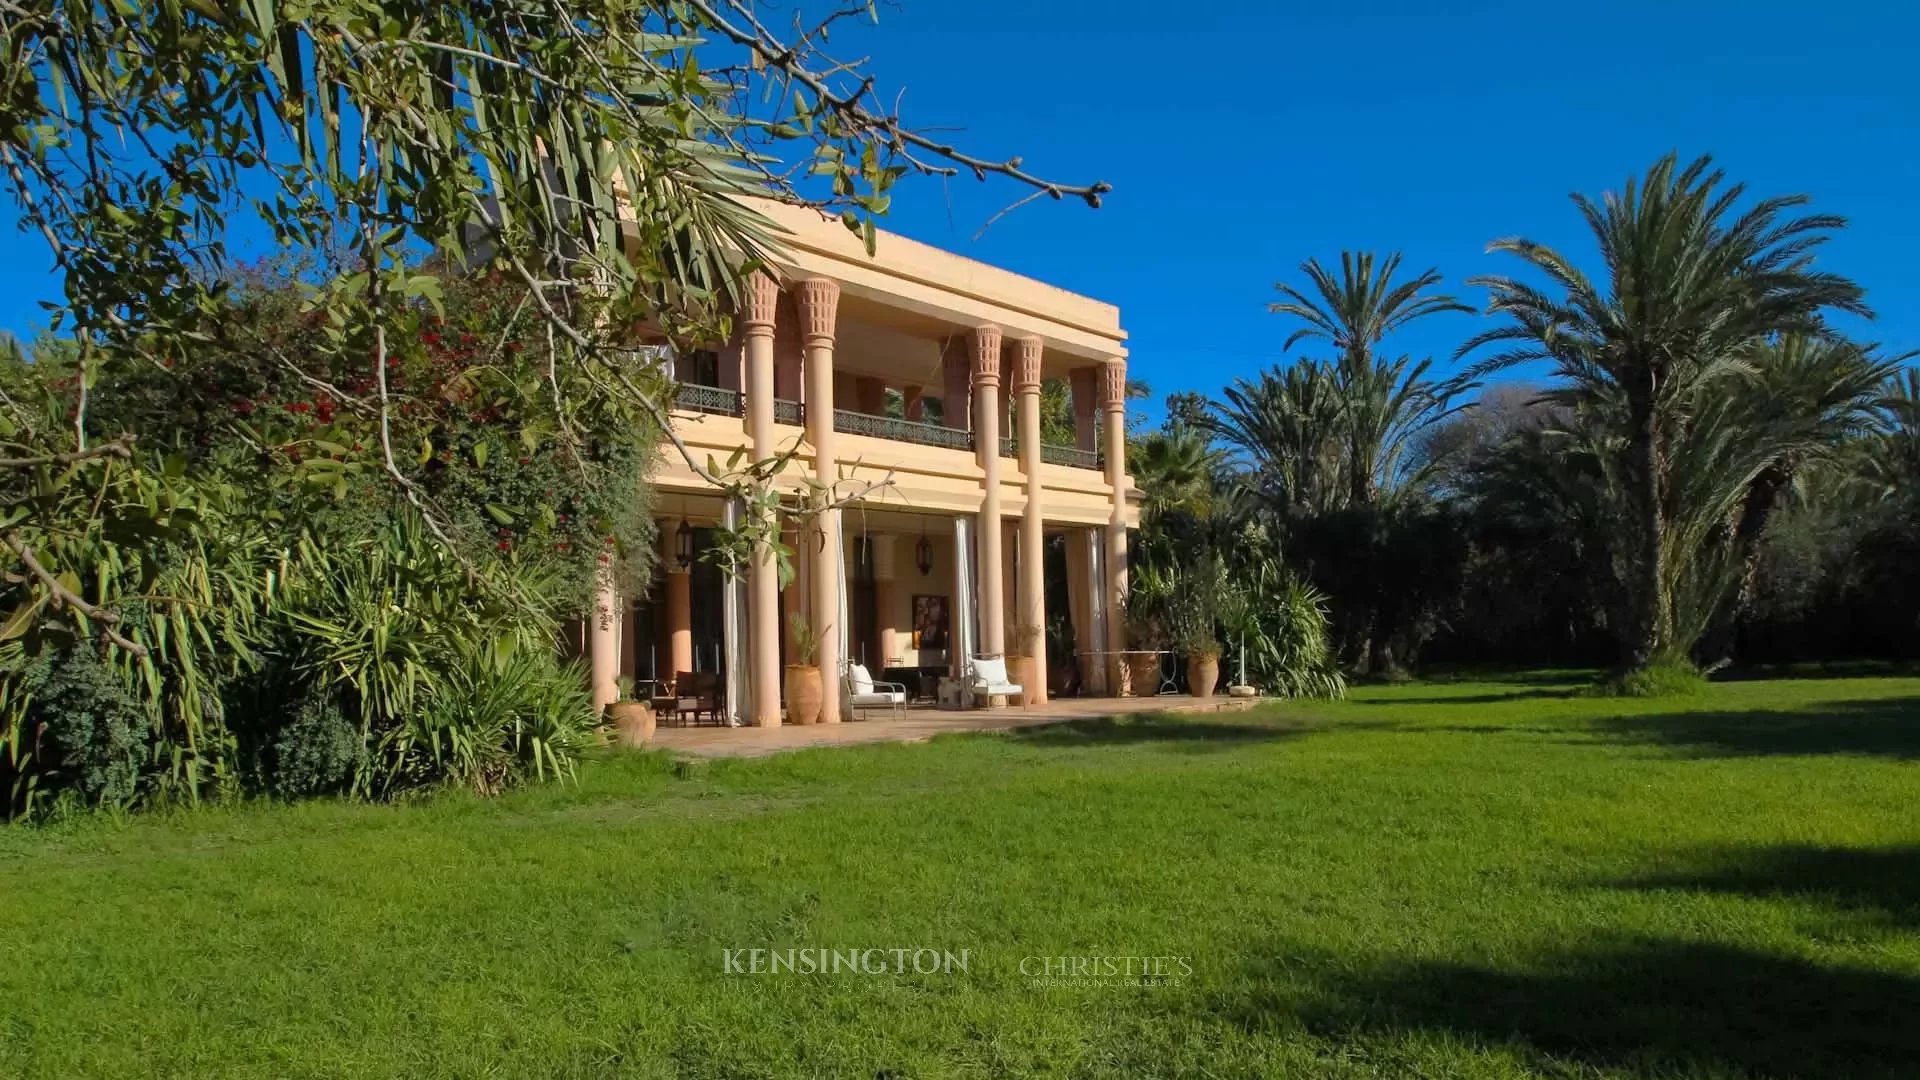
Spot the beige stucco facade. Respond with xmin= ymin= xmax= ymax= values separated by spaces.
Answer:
xmin=590 ymin=201 xmax=1138 ymax=725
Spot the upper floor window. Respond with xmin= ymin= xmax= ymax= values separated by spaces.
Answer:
xmin=677 ymin=348 xmax=721 ymax=388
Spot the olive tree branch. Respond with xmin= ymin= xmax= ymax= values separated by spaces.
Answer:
xmin=2 ymin=529 xmax=148 ymax=655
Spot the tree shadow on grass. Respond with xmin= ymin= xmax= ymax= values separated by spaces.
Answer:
xmin=1230 ymin=937 xmax=1920 ymax=1079
xmin=1597 ymin=695 xmax=1920 ymax=760
xmin=1604 ymin=843 xmax=1920 ymax=930
xmin=1716 ymin=660 xmax=1920 ymax=682
xmin=1006 ymin=712 xmax=1333 ymax=752
xmin=1377 ymin=688 xmax=1581 ymax=707
xmin=1414 ymin=667 xmax=1600 ymax=688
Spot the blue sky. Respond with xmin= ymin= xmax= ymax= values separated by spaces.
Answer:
xmin=4 ymin=0 xmax=1913 ymax=421
xmin=825 ymin=0 xmax=1919 ymax=419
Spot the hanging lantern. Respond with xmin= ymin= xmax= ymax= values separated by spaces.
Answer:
xmin=915 ymin=526 xmax=933 ymax=576
xmin=674 ymin=520 xmax=695 ymax=571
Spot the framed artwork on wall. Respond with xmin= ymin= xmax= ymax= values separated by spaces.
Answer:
xmin=912 ymin=594 xmax=949 ymax=652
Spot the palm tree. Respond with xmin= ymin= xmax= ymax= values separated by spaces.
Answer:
xmin=1461 ymin=153 xmax=1871 ymax=671
xmin=1206 ymin=355 xmax=1466 ymax=516
xmin=1339 ymin=354 xmax=1472 ymax=504
xmin=1130 ymin=426 xmax=1225 ymax=520
xmin=1207 ymin=361 xmax=1348 ymax=516
xmin=1271 ymin=251 xmax=1475 ymax=360
xmin=1724 ymin=338 xmax=1905 ymax=604
xmin=1270 ymin=251 xmax=1474 ymax=505
xmin=1856 ymin=368 xmax=1920 ymax=505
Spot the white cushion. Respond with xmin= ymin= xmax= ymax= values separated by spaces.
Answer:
xmin=850 ymin=691 xmax=905 ymax=706
xmin=849 ymin=664 xmax=875 ymax=694
xmin=970 ymin=657 xmax=1007 ymax=686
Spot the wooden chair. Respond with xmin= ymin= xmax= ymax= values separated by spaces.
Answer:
xmin=672 ymin=670 xmax=726 ymax=726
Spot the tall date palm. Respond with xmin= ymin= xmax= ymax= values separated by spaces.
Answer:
xmin=1270 ymin=252 xmax=1474 ymax=505
xmin=1461 ymin=154 xmax=1870 ymax=671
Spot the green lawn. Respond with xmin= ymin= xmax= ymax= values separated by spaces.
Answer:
xmin=5 ymin=674 xmax=1919 ymax=1079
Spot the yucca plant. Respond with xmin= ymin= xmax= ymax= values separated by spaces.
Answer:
xmin=278 ymin=508 xmax=588 ymax=797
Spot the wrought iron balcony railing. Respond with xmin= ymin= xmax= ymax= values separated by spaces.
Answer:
xmin=673 ymin=383 xmax=743 ymax=417
xmin=664 ymin=394 xmax=1101 ymax=471
xmin=1000 ymin=436 xmax=1102 ymax=471
xmin=1041 ymin=443 xmax=1102 ymax=470
xmin=833 ymin=409 xmax=974 ymax=451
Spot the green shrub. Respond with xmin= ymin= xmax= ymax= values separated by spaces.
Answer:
xmin=1258 ymin=576 xmax=1347 ymax=700
xmin=9 ymin=648 xmax=145 ymax=810
xmin=1589 ymin=657 xmax=1709 ymax=698
xmin=386 ymin=641 xmax=595 ymax=795
xmin=281 ymin=509 xmax=594 ymax=798
xmin=269 ymin=694 xmax=365 ymax=799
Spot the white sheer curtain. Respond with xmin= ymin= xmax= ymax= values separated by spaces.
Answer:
xmin=1087 ymin=528 xmax=1107 ymax=692
xmin=721 ymin=498 xmax=746 ymax=726
xmin=833 ymin=508 xmax=850 ymax=670
xmin=952 ymin=516 xmax=977 ymax=677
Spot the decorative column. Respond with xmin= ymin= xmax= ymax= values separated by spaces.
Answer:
xmin=1012 ymin=336 xmax=1047 ymax=704
xmin=663 ymin=518 xmax=693 ymax=677
xmin=1101 ymin=357 xmax=1129 ymax=689
xmin=797 ymin=278 xmax=844 ymax=723
xmin=972 ymin=325 xmax=1006 ymax=664
xmin=590 ymin=563 xmax=621 ymax=714
xmin=742 ymin=272 xmax=782 ymax=725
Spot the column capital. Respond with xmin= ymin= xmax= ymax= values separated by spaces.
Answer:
xmin=1099 ymin=357 xmax=1128 ymax=412
xmin=741 ymin=271 xmax=780 ymax=335
xmin=970 ymin=324 xmax=1003 ymax=388
xmin=1010 ymin=335 xmax=1044 ymax=393
xmin=793 ymin=278 xmax=840 ymax=345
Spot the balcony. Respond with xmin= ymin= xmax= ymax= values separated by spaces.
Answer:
xmin=1002 ymin=435 xmax=1102 ymax=470
xmin=834 ymin=409 xmax=972 ymax=451
xmin=671 ymin=385 xmax=803 ymax=425
xmin=671 ymin=384 xmax=1100 ymax=469
xmin=673 ymin=384 xmax=743 ymax=417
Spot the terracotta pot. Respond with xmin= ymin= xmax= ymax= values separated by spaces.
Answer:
xmin=1122 ymin=653 xmax=1162 ymax=698
xmin=1187 ymin=654 xmax=1220 ymax=699
xmin=608 ymin=700 xmax=656 ymax=748
xmin=784 ymin=664 xmax=823 ymax=726
xmin=1007 ymin=653 xmax=1041 ymax=705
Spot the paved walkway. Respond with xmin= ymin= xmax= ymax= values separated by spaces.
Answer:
xmin=649 ymin=695 xmax=1257 ymax=759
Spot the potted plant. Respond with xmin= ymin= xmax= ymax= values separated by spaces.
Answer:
xmin=607 ymin=676 xmax=656 ymax=748
xmin=1178 ymin=623 xmax=1222 ymax=700
xmin=784 ymin=613 xmax=824 ymax=726
xmin=1118 ymin=570 xmax=1173 ymax=697
xmin=1166 ymin=559 xmax=1223 ymax=699
xmin=1005 ymin=620 xmax=1042 ymax=703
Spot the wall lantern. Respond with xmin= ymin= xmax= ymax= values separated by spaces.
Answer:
xmin=915 ymin=526 xmax=933 ymax=576
xmin=674 ymin=520 xmax=695 ymax=571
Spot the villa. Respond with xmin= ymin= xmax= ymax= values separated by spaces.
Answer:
xmin=584 ymin=200 xmax=1138 ymax=726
